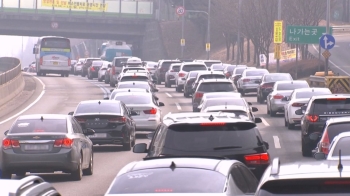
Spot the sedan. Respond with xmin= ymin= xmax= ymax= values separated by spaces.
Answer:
xmin=237 ymin=69 xmax=269 ymax=96
xmin=113 ymin=92 xmax=164 ymax=132
xmin=267 ymin=80 xmax=309 ymax=116
xmin=183 ymin=71 xmax=200 ymax=97
xmin=284 ymin=87 xmax=332 ymax=129
xmin=70 ymin=100 xmax=137 ymax=150
xmin=98 ymin=61 xmax=112 ymax=82
xmin=0 ymin=114 xmax=94 ymax=180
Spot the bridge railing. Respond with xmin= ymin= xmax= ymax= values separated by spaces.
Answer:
xmin=0 ymin=0 xmax=154 ymax=19
xmin=0 ymin=57 xmax=21 ymax=85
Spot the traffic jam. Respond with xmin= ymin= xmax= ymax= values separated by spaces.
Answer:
xmin=1 ymin=56 xmax=350 ymax=196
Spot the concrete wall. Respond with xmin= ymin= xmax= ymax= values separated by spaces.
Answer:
xmin=141 ymin=21 xmax=168 ymax=61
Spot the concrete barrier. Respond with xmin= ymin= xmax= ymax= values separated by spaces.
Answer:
xmin=309 ymin=73 xmax=350 ymax=94
xmin=0 ymin=57 xmax=24 ymax=108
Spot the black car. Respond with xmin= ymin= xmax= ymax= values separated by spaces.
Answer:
xmin=133 ymin=112 xmax=269 ymax=180
xmin=155 ymin=60 xmax=181 ymax=84
xmin=69 ymin=100 xmax=137 ymax=150
xmin=256 ymin=73 xmax=293 ymax=103
xmin=183 ymin=71 xmax=201 ymax=98
xmin=1 ymin=114 xmax=94 ymax=180
xmin=296 ymin=94 xmax=350 ymax=157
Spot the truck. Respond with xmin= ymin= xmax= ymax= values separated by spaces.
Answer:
xmin=97 ymin=41 xmax=132 ymax=62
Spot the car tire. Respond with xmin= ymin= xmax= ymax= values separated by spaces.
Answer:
xmin=176 ymin=85 xmax=181 ymax=92
xmin=1 ymin=170 xmax=12 ymax=179
xmin=65 ymin=73 xmax=69 ymax=77
xmin=36 ymin=72 xmax=41 ymax=76
xmin=122 ymin=136 xmax=132 ymax=151
xmin=83 ymin=154 xmax=93 ymax=176
xmin=288 ymin=121 xmax=295 ymax=130
xmin=98 ymin=77 xmax=102 ymax=82
xmin=104 ymin=77 xmax=109 ymax=84
xmin=184 ymin=91 xmax=190 ymax=98
xmin=74 ymin=71 xmax=78 ymax=76
xmin=157 ymin=77 xmax=161 ymax=85
xmin=284 ymin=116 xmax=288 ymax=127
xmin=165 ymin=80 xmax=169 ymax=87
xmin=266 ymin=103 xmax=270 ymax=115
xmin=71 ymin=155 xmax=83 ymax=181
xmin=301 ymin=138 xmax=312 ymax=157
xmin=81 ymin=72 xmax=85 ymax=77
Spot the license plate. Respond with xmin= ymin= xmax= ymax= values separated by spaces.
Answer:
xmin=89 ymin=133 xmax=107 ymax=138
xmin=53 ymin=62 xmax=58 ymax=65
xmin=320 ymin=117 xmax=330 ymax=121
xmin=24 ymin=144 xmax=49 ymax=151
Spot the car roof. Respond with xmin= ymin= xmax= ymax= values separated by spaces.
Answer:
xmin=275 ymin=80 xmax=308 ymax=85
xmin=197 ymin=71 xmax=225 ymax=76
xmin=113 ymin=92 xmax=152 ymax=97
xmin=181 ymin=62 xmax=206 ymax=66
xmin=118 ymin=81 xmax=149 ymax=84
xmin=199 ymin=79 xmax=232 ymax=83
xmin=78 ymin=100 xmax=121 ymax=105
xmin=113 ymin=88 xmax=149 ymax=92
xmin=204 ymin=105 xmax=247 ymax=111
xmin=17 ymin=114 xmax=68 ymax=120
xmin=244 ymin=68 xmax=268 ymax=72
xmin=235 ymin=66 xmax=255 ymax=70
xmin=264 ymin=73 xmax=291 ymax=76
xmin=292 ymin=87 xmax=331 ymax=93
xmin=121 ymin=72 xmax=148 ymax=77
xmin=170 ymin=63 xmax=182 ymax=66
xmin=326 ymin=116 xmax=350 ymax=124
xmin=311 ymin=94 xmax=350 ymax=99
xmin=195 ymin=60 xmax=222 ymax=62
xmin=335 ymin=131 xmax=350 ymax=138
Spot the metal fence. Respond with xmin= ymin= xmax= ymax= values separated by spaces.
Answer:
xmin=0 ymin=58 xmax=22 ymax=85
xmin=332 ymin=26 xmax=350 ymax=32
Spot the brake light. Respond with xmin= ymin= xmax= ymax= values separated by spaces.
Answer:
xmin=244 ymin=153 xmax=270 ymax=164
xmin=292 ymin=103 xmax=305 ymax=107
xmin=108 ymin=117 xmax=126 ymax=123
xmin=39 ymin=57 xmax=43 ymax=65
xmin=2 ymin=139 xmax=20 ymax=149
xmin=243 ymin=79 xmax=250 ymax=82
xmin=320 ymin=130 xmax=330 ymax=154
xmin=327 ymin=98 xmax=346 ymax=100
xmin=200 ymin=122 xmax=226 ymax=126
xmin=144 ymin=108 xmax=157 ymax=114
xmin=195 ymin=92 xmax=203 ymax=99
xmin=90 ymin=67 xmax=95 ymax=71
xmin=306 ymin=114 xmax=319 ymax=122
xmin=75 ymin=118 xmax=86 ymax=123
xmin=179 ymin=72 xmax=186 ymax=77
xmin=132 ymin=75 xmax=138 ymax=78
xmin=68 ymin=58 xmax=71 ymax=66
xmin=273 ymin=94 xmax=284 ymax=99
xmin=155 ymin=189 xmax=173 ymax=193
xmin=54 ymin=138 xmax=73 ymax=148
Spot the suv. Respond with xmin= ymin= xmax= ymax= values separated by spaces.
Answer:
xmin=109 ymin=56 xmax=134 ymax=87
xmin=164 ymin=63 xmax=181 ymax=87
xmin=132 ymin=112 xmax=268 ymax=179
xmin=81 ymin=57 xmax=101 ymax=77
xmin=192 ymin=79 xmax=237 ymax=112
xmin=256 ymin=158 xmax=350 ymax=196
xmin=175 ymin=62 xmax=208 ymax=92
xmin=155 ymin=60 xmax=181 ymax=84
xmin=297 ymin=94 xmax=350 ymax=157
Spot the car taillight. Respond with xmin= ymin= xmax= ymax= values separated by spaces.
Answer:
xmin=90 ymin=67 xmax=95 ymax=71
xmin=179 ymin=72 xmax=186 ymax=77
xmin=144 ymin=108 xmax=157 ymax=114
xmin=195 ymin=92 xmax=203 ymax=99
xmin=2 ymin=139 xmax=20 ymax=149
xmin=75 ymin=118 xmax=86 ymax=123
xmin=68 ymin=59 xmax=71 ymax=66
xmin=243 ymin=79 xmax=250 ymax=82
xmin=200 ymin=122 xmax=226 ymax=126
xmin=273 ymin=94 xmax=284 ymax=99
xmin=54 ymin=138 xmax=73 ymax=148
xmin=306 ymin=114 xmax=319 ymax=122
xmin=39 ymin=58 xmax=43 ymax=65
xmin=292 ymin=103 xmax=305 ymax=107
xmin=108 ymin=117 xmax=126 ymax=123
xmin=320 ymin=130 xmax=330 ymax=154
xmin=244 ymin=153 xmax=270 ymax=164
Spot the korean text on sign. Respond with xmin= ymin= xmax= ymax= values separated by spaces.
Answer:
xmin=289 ymin=28 xmax=318 ymax=36
xmin=41 ymin=0 xmax=108 ymax=11
xmin=274 ymin=21 xmax=283 ymax=43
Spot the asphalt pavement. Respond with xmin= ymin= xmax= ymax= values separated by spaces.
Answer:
xmin=0 ymin=73 xmax=316 ymax=196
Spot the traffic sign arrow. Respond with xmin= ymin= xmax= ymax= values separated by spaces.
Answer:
xmin=323 ymin=36 xmax=334 ymax=48
xmin=320 ymin=34 xmax=335 ymax=50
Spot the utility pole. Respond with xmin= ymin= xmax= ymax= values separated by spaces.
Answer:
xmin=325 ymin=0 xmax=330 ymax=76
xmin=236 ymin=0 xmax=242 ymax=65
xmin=206 ymin=0 xmax=211 ymax=60
xmin=181 ymin=0 xmax=185 ymax=58
xmin=276 ymin=0 xmax=281 ymax=72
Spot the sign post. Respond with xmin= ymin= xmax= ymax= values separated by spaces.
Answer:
xmin=320 ymin=34 xmax=335 ymax=76
xmin=177 ymin=5 xmax=185 ymax=58
xmin=274 ymin=44 xmax=281 ymax=60
xmin=274 ymin=20 xmax=283 ymax=71
xmin=206 ymin=43 xmax=210 ymax=52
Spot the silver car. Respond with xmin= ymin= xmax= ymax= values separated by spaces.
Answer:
xmin=237 ymin=69 xmax=269 ymax=96
xmin=165 ymin=63 xmax=181 ymax=87
xmin=113 ymin=92 xmax=165 ymax=132
xmin=267 ymin=80 xmax=310 ymax=116
xmin=198 ymin=97 xmax=250 ymax=112
xmin=74 ymin=58 xmax=85 ymax=75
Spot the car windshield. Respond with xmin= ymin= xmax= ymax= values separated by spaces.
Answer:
xmin=332 ymin=136 xmax=350 ymax=157
xmin=204 ymin=98 xmax=246 ymax=109
xmin=117 ymin=83 xmax=150 ymax=90
xmin=296 ymin=91 xmax=331 ymax=99
xmin=277 ymin=82 xmax=309 ymax=91
xmin=246 ymin=70 xmax=268 ymax=76
xmin=114 ymin=94 xmax=152 ymax=104
xmin=198 ymin=82 xmax=235 ymax=92
xmin=121 ymin=76 xmax=148 ymax=82
xmin=108 ymin=168 xmax=225 ymax=194
xmin=264 ymin=74 xmax=292 ymax=82
xmin=183 ymin=65 xmax=207 ymax=72
xmin=75 ymin=102 xmax=121 ymax=114
xmin=326 ymin=123 xmax=350 ymax=145
xmin=312 ymin=98 xmax=350 ymax=114
xmin=10 ymin=119 xmax=67 ymax=133
xmin=198 ymin=74 xmax=225 ymax=81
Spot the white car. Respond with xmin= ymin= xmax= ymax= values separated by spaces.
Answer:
xmin=113 ymin=92 xmax=164 ymax=132
xmin=314 ymin=131 xmax=350 ymax=161
xmin=98 ymin=61 xmax=111 ymax=82
xmin=284 ymin=87 xmax=332 ymax=129
xmin=175 ymin=62 xmax=207 ymax=92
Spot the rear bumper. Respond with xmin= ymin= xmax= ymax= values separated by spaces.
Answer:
xmin=134 ymin=118 xmax=159 ymax=132
xmin=241 ymin=84 xmax=259 ymax=92
xmin=39 ymin=66 xmax=70 ymax=72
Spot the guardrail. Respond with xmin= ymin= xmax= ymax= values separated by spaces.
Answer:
xmin=332 ymin=26 xmax=350 ymax=32
xmin=0 ymin=57 xmax=21 ymax=85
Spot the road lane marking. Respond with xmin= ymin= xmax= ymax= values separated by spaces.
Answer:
xmin=175 ymin=102 xmax=182 ymax=110
xmin=260 ymin=117 xmax=270 ymax=126
xmin=94 ymin=83 xmax=109 ymax=98
xmin=0 ymin=74 xmax=45 ymax=125
xmin=166 ymin=93 xmax=172 ymax=97
xmin=273 ymin=136 xmax=281 ymax=149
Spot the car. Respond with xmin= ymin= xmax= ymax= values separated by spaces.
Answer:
xmin=255 ymin=158 xmax=350 ymax=196
xmin=109 ymin=56 xmax=134 ymax=87
xmin=143 ymin=61 xmax=157 ymax=76
xmin=256 ymin=73 xmax=293 ymax=103
xmin=116 ymin=81 xmax=158 ymax=93
xmin=98 ymin=61 xmax=112 ymax=82
xmin=124 ymin=57 xmax=143 ymax=67
xmin=183 ymin=71 xmax=202 ymax=98
xmin=231 ymin=66 xmax=255 ymax=86
xmin=0 ymin=175 xmax=61 ymax=196
xmin=74 ymin=58 xmax=85 ymax=75
xmin=236 ymin=69 xmax=270 ymax=96
xmin=0 ymin=114 xmax=94 ymax=180
xmin=164 ymin=63 xmax=181 ymax=87
xmin=209 ymin=63 xmax=227 ymax=72
xmin=155 ymin=60 xmax=181 ymax=84
xmin=284 ymin=87 xmax=332 ymax=129
xmin=192 ymin=79 xmax=237 ymax=112
xmin=267 ymin=80 xmax=310 ymax=117
xmin=70 ymin=60 xmax=77 ymax=74
xmin=191 ymin=71 xmax=227 ymax=94
xmin=113 ymin=92 xmax=164 ymax=132
xmin=175 ymin=62 xmax=208 ymax=92
xmin=296 ymin=94 xmax=350 ymax=157
xmin=202 ymin=105 xmax=259 ymax=123
xmin=87 ymin=60 xmax=109 ymax=80
xmin=104 ymin=157 xmax=258 ymax=196
xmin=193 ymin=59 xmax=222 ymax=68
xmin=133 ymin=112 xmax=268 ymax=179
xmin=198 ymin=97 xmax=253 ymax=113
xmin=314 ymin=131 xmax=350 ymax=161
xmin=175 ymin=58 xmax=194 ymax=62
xmin=121 ymin=66 xmax=148 ymax=74
xmin=69 ymin=100 xmax=137 ymax=150
xmin=81 ymin=57 xmax=101 ymax=77
xmin=224 ymin=64 xmax=246 ymax=78
xmin=119 ymin=72 xmax=150 ymax=83
xmin=312 ymin=117 xmax=350 ymax=156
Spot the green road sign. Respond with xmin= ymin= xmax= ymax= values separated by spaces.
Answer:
xmin=286 ymin=26 xmax=333 ymax=44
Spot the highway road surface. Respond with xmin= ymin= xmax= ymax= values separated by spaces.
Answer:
xmin=0 ymin=73 xmax=318 ymax=196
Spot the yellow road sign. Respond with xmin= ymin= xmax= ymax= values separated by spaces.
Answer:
xmin=181 ymin=39 xmax=185 ymax=46
xmin=274 ymin=44 xmax=281 ymax=59
xmin=206 ymin=43 xmax=210 ymax=51
xmin=274 ymin=20 xmax=283 ymax=43
xmin=322 ymin=50 xmax=331 ymax=59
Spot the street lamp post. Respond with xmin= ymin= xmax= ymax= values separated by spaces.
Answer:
xmin=181 ymin=0 xmax=185 ymax=58
xmin=236 ymin=0 xmax=242 ymax=65
xmin=325 ymin=0 xmax=330 ymax=76
xmin=207 ymin=0 xmax=211 ymax=60
xmin=276 ymin=0 xmax=281 ymax=72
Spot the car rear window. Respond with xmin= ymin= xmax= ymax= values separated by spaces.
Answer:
xmin=204 ymin=98 xmax=246 ymax=108
xmin=160 ymin=62 xmax=180 ymax=71
xmin=108 ymin=168 xmax=225 ymax=194
xmin=123 ymin=68 xmax=145 ymax=73
xmin=198 ymin=82 xmax=235 ymax=92
xmin=327 ymin=123 xmax=350 ymax=144
xmin=277 ymin=82 xmax=309 ymax=90
xmin=198 ymin=74 xmax=225 ymax=81
xmin=257 ymin=178 xmax=350 ymax=195
xmin=114 ymin=58 xmax=129 ymax=67
xmin=10 ymin=119 xmax=67 ymax=133
xmin=212 ymin=64 xmax=224 ymax=70
xmin=76 ymin=102 xmax=121 ymax=114
xmin=121 ymin=76 xmax=148 ymax=82
xmin=296 ymin=91 xmax=331 ymax=99
xmin=114 ymin=94 xmax=152 ymax=104
xmin=311 ymin=98 xmax=350 ymax=114
xmin=332 ymin=136 xmax=350 ymax=157
xmin=226 ymin=65 xmax=236 ymax=71
xmin=182 ymin=65 xmax=207 ymax=72
xmin=264 ymin=74 xmax=292 ymax=82
xmin=118 ymin=83 xmax=149 ymax=90
xmin=163 ymin=123 xmax=260 ymax=153
xmin=246 ymin=70 xmax=268 ymax=76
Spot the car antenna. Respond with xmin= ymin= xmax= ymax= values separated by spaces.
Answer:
xmin=98 ymin=101 xmax=101 ymax=105
xmin=40 ymin=116 xmax=44 ymax=121
xmin=128 ymin=89 xmax=131 ymax=92
xmin=170 ymin=161 xmax=176 ymax=171
xmin=338 ymin=149 xmax=343 ymax=177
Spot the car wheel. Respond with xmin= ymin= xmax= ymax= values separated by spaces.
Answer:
xmin=65 ymin=73 xmax=69 ymax=77
xmin=301 ymin=137 xmax=312 ymax=157
xmin=71 ymin=155 xmax=83 ymax=181
xmin=165 ymin=80 xmax=169 ymax=87
xmin=288 ymin=121 xmax=295 ymax=130
xmin=98 ymin=77 xmax=102 ymax=82
xmin=83 ymin=154 xmax=93 ymax=176
xmin=266 ymin=102 xmax=270 ymax=114
xmin=240 ymin=90 xmax=245 ymax=96
xmin=0 ymin=170 xmax=12 ymax=179
xmin=176 ymin=84 xmax=182 ymax=92
xmin=157 ymin=77 xmax=161 ymax=85
xmin=74 ymin=71 xmax=78 ymax=76
xmin=104 ymin=78 xmax=109 ymax=84
xmin=184 ymin=91 xmax=190 ymax=98
xmin=270 ymin=106 xmax=277 ymax=117
xmin=122 ymin=136 xmax=132 ymax=151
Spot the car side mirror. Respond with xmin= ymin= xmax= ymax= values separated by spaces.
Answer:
xmin=110 ymin=89 xmax=114 ymax=93
xmin=133 ymin=143 xmax=148 ymax=153
xmin=103 ymin=97 xmax=109 ymax=100
xmin=130 ymin=110 xmax=138 ymax=116
xmin=158 ymin=102 xmax=165 ymax=107
xmin=252 ymin=107 xmax=258 ymax=112
xmin=147 ymin=132 xmax=154 ymax=140
xmin=263 ymin=141 xmax=269 ymax=150
xmin=309 ymin=132 xmax=321 ymax=141
xmin=295 ymin=109 xmax=304 ymax=115
xmin=281 ymin=97 xmax=288 ymax=101
xmin=4 ymin=130 xmax=9 ymax=136
xmin=84 ymin=128 xmax=95 ymax=136
xmin=247 ymin=102 xmax=252 ymax=106
xmin=314 ymin=152 xmax=326 ymax=160
xmin=255 ymin=117 xmax=262 ymax=123
xmin=68 ymin=112 xmax=74 ymax=115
